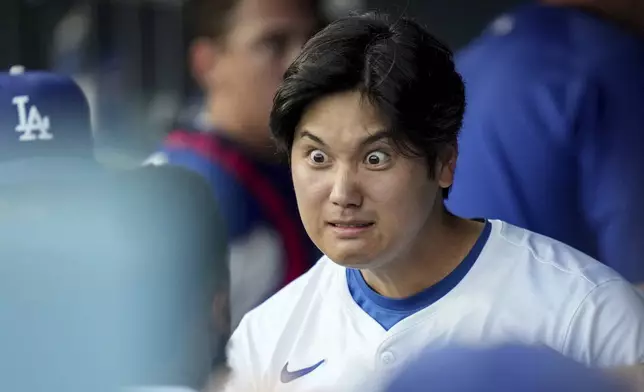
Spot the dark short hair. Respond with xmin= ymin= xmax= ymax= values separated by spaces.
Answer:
xmin=188 ymin=0 xmax=238 ymax=40
xmin=270 ymin=12 xmax=465 ymax=199
xmin=189 ymin=0 xmax=325 ymax=41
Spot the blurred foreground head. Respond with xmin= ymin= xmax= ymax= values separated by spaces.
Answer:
xmin=0 ymin=166 xmax=229 ymax=392
xmin=386 ymin=344 xmax=629 ymax=392
xmin=187 ymin=0 xmax=325 ymax=152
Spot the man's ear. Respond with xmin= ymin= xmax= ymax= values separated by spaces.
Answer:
xmin=437 ymin=144 xmax=458 ymax=189
xmin=189 ymin=38 xmax=220 ymax=88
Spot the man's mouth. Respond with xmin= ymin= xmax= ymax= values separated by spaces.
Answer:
xmin=327 ymin=222 xmax=375 ymax=228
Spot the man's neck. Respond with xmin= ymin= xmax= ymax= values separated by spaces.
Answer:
xmin=360 ymin=209 xmax=485 ymax=299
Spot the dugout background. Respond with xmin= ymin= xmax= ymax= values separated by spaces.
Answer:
xmin=0 ymin=0 xmax=524 ymax=164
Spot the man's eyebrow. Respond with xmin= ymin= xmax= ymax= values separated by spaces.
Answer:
xmin=358 ymin=130 xmax=391 ymax=148
xmin=298 ymin=130 xmax=328 ymax=147
xmin=298 ymin=129 xmax=391 ymax=148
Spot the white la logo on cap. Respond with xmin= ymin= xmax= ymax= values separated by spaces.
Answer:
xmin=13 ymin=95 xmax=53 ymax=142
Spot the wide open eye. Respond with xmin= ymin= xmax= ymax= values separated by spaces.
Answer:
xmin=364 ymin=150 xmax=391 ymax=166
xmin=308 ymin=149 xmax=329 ymax=165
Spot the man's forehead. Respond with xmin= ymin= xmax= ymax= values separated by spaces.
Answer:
xmin=296 ymin=91 xmax=389 ymax=143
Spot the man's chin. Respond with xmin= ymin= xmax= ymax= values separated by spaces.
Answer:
xmin=326 ymin=251 xmax=376 ymax=269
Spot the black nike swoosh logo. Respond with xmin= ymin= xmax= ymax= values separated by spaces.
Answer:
xmin=280 ymin=359 xmax=325 ymax=383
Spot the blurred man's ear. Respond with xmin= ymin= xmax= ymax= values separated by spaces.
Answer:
xmin=189 ymin=38 xmax=219 ymax=88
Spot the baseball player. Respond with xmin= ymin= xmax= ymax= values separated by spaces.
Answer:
xmin=224 ymin=12 xmax=644 ymax=392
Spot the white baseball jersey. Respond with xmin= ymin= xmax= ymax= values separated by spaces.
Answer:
xmin=225 ymin=220 xmax=644 ymax=392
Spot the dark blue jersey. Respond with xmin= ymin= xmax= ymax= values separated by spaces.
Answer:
xmin=447 ymin=4 xmax=644 ymax=282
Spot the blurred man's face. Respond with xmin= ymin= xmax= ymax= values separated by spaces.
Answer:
xmin=198 ymin=0 xmax=319 ymax=145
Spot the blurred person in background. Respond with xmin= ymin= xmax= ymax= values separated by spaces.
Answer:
xmin=385 ymin=344 xmax=631 ymax=392
xmin=0 ymin=166 xmax=229 ymax=392
xmin=225 ymin=12 xmax=644 ymax=392
xmin=145 ymin=0 xmax=326 ymax=327
xmin=446 ymin=0 xmax=644 ymax=286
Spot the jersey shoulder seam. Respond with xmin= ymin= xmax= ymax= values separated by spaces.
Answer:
xmin=495 ymin=221 xmax=599 ymax=286
xmin=559 ymin=278 xmax=625 ymax=352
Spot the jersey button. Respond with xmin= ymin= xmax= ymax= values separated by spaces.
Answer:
xmin=381 ymin=351 xmax=395 ymax=365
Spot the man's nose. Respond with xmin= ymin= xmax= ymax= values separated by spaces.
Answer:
xmin=329 ymin=167 xmax=362 ymax=208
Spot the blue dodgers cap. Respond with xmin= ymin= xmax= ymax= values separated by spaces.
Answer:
xmin=0 ymin=66 xmax=95 ymax=183
xmin=385 ymin=344 xmax=628 ymax=392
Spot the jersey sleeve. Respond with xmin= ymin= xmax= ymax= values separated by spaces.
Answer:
xmin=576 ymin=72 xmax=644 ymax=283
xmin=562 ymin=279 xmax=644 ymax=367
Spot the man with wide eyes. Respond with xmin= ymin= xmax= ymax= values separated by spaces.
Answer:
xmin=224 ymin=12 xmax=644 ymax=392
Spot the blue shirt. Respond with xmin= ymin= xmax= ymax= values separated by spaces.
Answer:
xmin=447 ymin=4 xmax=644 ymax=282
xmin=348 ymin=220 xmax=491 ymax=330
